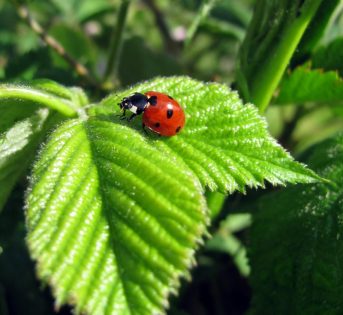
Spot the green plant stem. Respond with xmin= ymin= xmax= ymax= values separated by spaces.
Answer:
xmin=103 ymin=0 xmax=131 ymax=84
xmin=185 ymin=0 xmax=217 ymax=48
xmin=250 ymin=0 xmax=323 ymax=113
xmin=0 ymin=86 xmax=77 ymax=117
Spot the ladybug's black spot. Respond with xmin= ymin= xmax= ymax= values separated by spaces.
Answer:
xmin=168 ymin=95 xmax=174 ymax=100
xmin=167 ymin=109 xmax=173 ymax=119
xmin=155 ymin=122 xmax=160 ymax=128
xmin=149 ymin=96 xmax=158 ymax=106
xmin=176 ymin=126 xmax=181 ymax=133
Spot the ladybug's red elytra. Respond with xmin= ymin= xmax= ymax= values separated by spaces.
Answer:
xmin=119 ymin=91 xmax=185 ymax=136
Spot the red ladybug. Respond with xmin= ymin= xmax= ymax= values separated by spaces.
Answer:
xmin=119 ymin=91 xmax=185 ymax=136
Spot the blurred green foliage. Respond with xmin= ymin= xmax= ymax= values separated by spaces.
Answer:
xmin=0 ymin=0 xmax=249 ymax=86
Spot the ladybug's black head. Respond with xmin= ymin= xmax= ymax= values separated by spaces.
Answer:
xmin=119 ymin=92 xmax=149 ymax=115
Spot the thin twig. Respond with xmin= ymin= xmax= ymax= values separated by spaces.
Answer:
xmin=103 ymin=0 xmax=131 ymax=84
xmin=14 ymin=2 xmax=98 ymax=87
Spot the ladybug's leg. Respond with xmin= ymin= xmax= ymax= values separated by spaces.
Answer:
xmin=128 ymin=113 xmax=136 ymax=121
xmin=142 ymin=123 xmax=148 ymax=135
xmin=118 ymin=109 xmax=126 ymax=120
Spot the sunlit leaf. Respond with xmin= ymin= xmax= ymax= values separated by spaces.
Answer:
xmin=99 ymin=77 xmax=320 ymax=192
xmin=26 ymin=119 xmax=207 ymax=314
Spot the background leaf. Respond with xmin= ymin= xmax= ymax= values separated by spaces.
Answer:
xmin=275 ymin=66 xmax=343 ymax=104
xmin=26 ymin=119 xmax=208 ymax=315
xmin=0 ymin=109 xmax=49 ymax=211
xmin=312 ymin=37 xmax=343 ymax=77
xmin=249 ymin=132 xmax=343 ymax=315
xmin=0 ymin=100 xmax=39 ymax=133
xmin=206 ymin=213 xmax=251 ymax=276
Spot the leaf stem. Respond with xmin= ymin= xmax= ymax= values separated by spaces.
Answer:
xmin=0 ymin=86 xmax=77 ymax=117
xmin=250 ymin=0 xmax=323 ymax=113
xmin=103 ymin=0 xmax=131 ymax=84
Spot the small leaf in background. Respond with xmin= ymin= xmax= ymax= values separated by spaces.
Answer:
xmin=275 ymin=66 xmax=343 ymax=104
xmin=0 ymin=101 xmax=39 ymax=133
xmin=99 ymin=77 xmax=319 ymax=193
xmin=312 ymin=37 xmax=343 ymax=77
xmin=206 ymin=213 xmax=251 ymax=276
xmin=50 ymin=0 xmax=113 ymax=23
xmin=0 ymin=109 xmax=49 ymax=212
xmin=249 ymin=133 xmax=343 ymax=315
xmin=76 ymin=0 xmax=114 ymax=22
xmin=26 ymin=119 xmax=208 ymax=315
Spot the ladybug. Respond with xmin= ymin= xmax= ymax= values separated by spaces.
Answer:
xmin=119 ymin=91 xmax=185 ymax=136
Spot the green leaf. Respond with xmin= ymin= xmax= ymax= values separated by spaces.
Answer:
xmin=0 ymin=101 xmax=39 ymax=133
xmin=249 ymin=133 xmax=343 ymax=315
xmin=27 ymin=76 xmax=319 ymax=314
xmin=76 ymin=0 xmax=114 ymax=22
xmin=312 ymin=37 xmax=343 ymax=77
xmin=0 ymin=80 xmax=88 ymax=117
xmin=206 ymin=213 xmax=251 ymax=276
xmin=184 ymin=0 xmax=217 ymax=47
xmin=50 ymin=0 xmax=113 ymax=22
xmin=26 ymin=119 xmax=208 ymax=315
xmin=0 ymin=109 xmax=49 ymax=211
xmin=98 ymin=77 xmax=319 ymax=192
xmin=275 ymin=66 xmax=343 ymax=104
xmin=199 ymin=18 xmax=245 ymax=41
